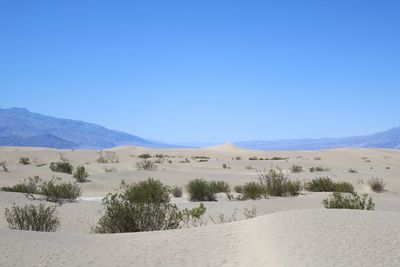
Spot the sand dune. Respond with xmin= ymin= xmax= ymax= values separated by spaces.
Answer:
xmin=0 ymin=146 xmax=400 ymax=266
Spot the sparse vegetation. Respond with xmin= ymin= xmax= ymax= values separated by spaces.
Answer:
xmin=369 ymin=178 xmax=385 ymax=193
xmin=348 ymin=168 xmax=358 ymax=173
xmin=94 ymin=179 xmax=206 ymax=233
xmin=257 ymin=168 xmax=301 ymax=197
xmin=136 ymin=159 xmax=158 ymax=171
xmin=170 ymin=186 xmax=183 ymax=197
xmin=209 ymin=180 xmax=230 ymax=193
xmin=0 ymin=161 xmax=8 ymax=172
xmin=243 ymin=207 xmax=257 ymax=219
xmin=186 ymin=179 xmax=217 ymax=202
xmin=5 ymin=203 xmax=60 ymax=232
xmin=0 ymin=176 xmax=41 ymax=199
xmin=137 ymin=153 xmax=152 ymax=159
xmin=49 ymin=161 xmax=74 ymax=174
xmin=19 ymin=157 xmax=30 ymax=165
xmin=241 ymin=182 xmax=264 ymax=200
xmin=290 ymin=165 xmax=303 ymax=173
xmin=322 ymin=192 xmax=375 ymax=210
xmin=305 ymin=177 xmax=354 ymax=193
xmin=73 ymin=165 xmax=89 ymax=183
xmin=309 ymin=166 xmax=330 ymax=172
xmin=97 ymin=151 xmax=119 ymax=163
xmin=123 ymin=178 xmax=170 ymax=203
xmin=40 ymin=178 xmax=81 ymax=204
xmin=245 ymin=166 xmax=253 ymax=170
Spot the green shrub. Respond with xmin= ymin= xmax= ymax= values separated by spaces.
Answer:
xmin=94 ymin=196 xmax=182 ymax=233
xmin=73 ymin=165 xmax=89 ymax=183
xmin=137 ymin=153 xmax=152 ymax=159
xmin=209 ymin=180 xmax=230 ymax=193
xmin=285 ymin=180 xmax=302 ymax=196
xmin=305 ymin=177 xmax=334 ymax=192
xmin=322 ymin=192 xmax=375 ymax=210
xmin=170 ymin=186 xmax=183 ymax=197
xmin=257 ymin=168 xmax=300 ymax=197
xmin=123 ymin=178 xmax=170 ymax=203
xmin=5 ymin=203 xmax=60 ymax=232
xmin=369 ymin=178 xmax=385 ymax=193
xmin=136 ymin=159 xmax=158 ymax=171
xmin=242 ymin=182 xmax=264 ymax=200
xmin=234 ymin=185 xmax=243 ymax=193
xmin=19 ymin=157 xmax=30 ymax=165
xmin=49 ymin=161 xmax=74 ymax=174
xmin=40 ymin=178 xmax=81 ymax=204
xmin=0 ymin=176 xmax=41 ymax=199
xmin=333 ymin=181 xmax=354 ymax=193
xmin=94 ymin=186 xmax=206 ymax=233
xmin=290 ymin=165 xmax=303 ymax=173
xmin=186 ymin=179 xmax=217 ymax=201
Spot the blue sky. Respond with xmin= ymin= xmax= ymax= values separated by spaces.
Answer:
xmin=1 ymin=0 xmax=399 ymax=143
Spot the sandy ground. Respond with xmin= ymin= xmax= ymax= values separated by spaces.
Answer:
xmin=0 ymin=145 xmax=399 ymax=266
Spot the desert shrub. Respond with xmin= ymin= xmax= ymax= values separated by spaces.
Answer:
xmin=245 ymin=166 xmax=253 ymax=170
xmin=191 ymin=156 xmax=210 ymax=160
xmin=241 ymin=182 xmax=264 ymax=200
xmin=73 ymin=165 xmax=89 ymax=183
xmin=243 ymin=207 xmax=257 ymax=219
xmin=285 ymin=180 xmax=302 ymax=196
xmin=40 ymin=178 xmax=81 ymax=204
xmin=136 ymin=159 xmax=158 ymax=171
xmin=235 ymin=156 xmax=242 ymax=160
xmin=170 ymin=186 xmax=183 ymax=198
xmin=186 ymin=179 xmax=216 ymax=201
xmin=19 ymin=157 xmax=30 ymax=165
xmin=369 ymin=178 xmax=385 ymax=193
xmin=97 ymin=151 xmax=119 ymax=163
xmin=94 ymin=197 xmax=182 ymax=233
xmin=179 ymin=158 xmax=191 ymax=163
xmin=348 ymin=168 xmax=358 ymax=173
xmin=0 ymin=161 xmax=8 ymax=172
xmin=290 ymin=165 xmax=303 ymax=173
xmin=259 ymin=158 xmax=264 ymax=160
xmin=5 ymin=203 xmax=59 ymax=232
xmin=209 ymin=180 xmax=230 ymax=193
xmin=322 ymin=192 xmax=375 ymax=210
xmin=181 ymin=203 xmax=207 ymax=227
xmin=234 ymin=185 xmax=243 ymax=193
xmin=333 ymin=181 xmax=354 ymax=193
xmin=386 ymin=166 xmax=391 ymax=170
xmin=94 ymin=188 xmax=206 ymax=233
xmin=155 ymin=154 xmax=165 ymax=158
xmin=269 ymin=157 xmax=289 ymax=160
xmin=309 ymin=166 xmax=330 ymax=172
xmin=123 ymin=178 xmax=170 ymax=203
xmin=314 ymin=157 xmax=322 ymax=160
xmin=0 ymin=176 xmax=41 ymax=199
xmin=222 ymin=163 xmax=227 ymax=169
xmin=305 ymin=177 xmax=334 ymax=192
xmin=249 ymin=156 xmax=258 ymax=160
xmin=137 ymin=153 xmax=152 ymax=159
xmin=257 ymin=168 xmax=300 ymax=197
xmin=49 ymin=161 xmax=74 ymax=174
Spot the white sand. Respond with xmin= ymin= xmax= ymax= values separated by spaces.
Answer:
xmin=0 ymin=145 xmax=399 ymax=266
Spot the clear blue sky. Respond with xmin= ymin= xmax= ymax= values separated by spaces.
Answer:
xmin=1 ymin=0 xmax=399 ymax=143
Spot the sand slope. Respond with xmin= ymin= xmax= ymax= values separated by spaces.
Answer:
xmin=1 ymin=209 xmax=399 ymax=267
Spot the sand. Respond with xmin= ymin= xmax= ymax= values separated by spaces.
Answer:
xmin=0 ymin=145 xmax=399 ymax=266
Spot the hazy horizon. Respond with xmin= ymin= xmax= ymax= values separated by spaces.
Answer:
xmin=2 ymin=1 xmax=400 ymax=143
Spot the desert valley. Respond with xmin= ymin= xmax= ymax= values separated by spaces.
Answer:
xmin=0 ymin=144 xmax=399 ymax=266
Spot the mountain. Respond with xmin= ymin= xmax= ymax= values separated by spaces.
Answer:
xmin=0 ymin=107 xmax=168 ymax=149
xmin=235 ymin=127 xmax=400 ymax=150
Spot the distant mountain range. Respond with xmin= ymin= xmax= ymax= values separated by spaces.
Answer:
xmin=234 ymin=127 xmax=400 ymax=150
xmin=0 ymin=107 xmax=170 ymax=149
xmin=0 ymin=107 xmax=399 ymax=150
